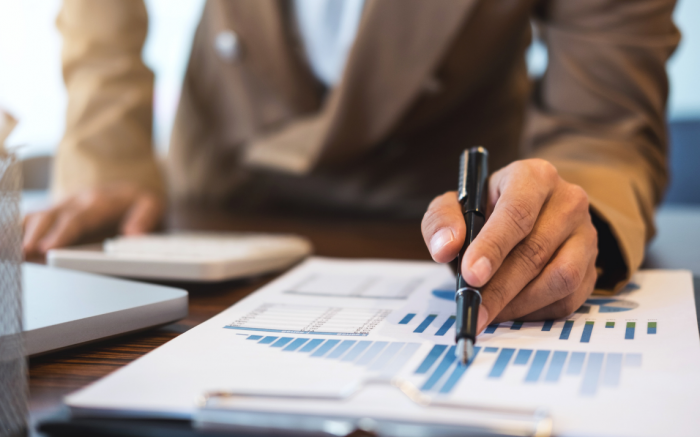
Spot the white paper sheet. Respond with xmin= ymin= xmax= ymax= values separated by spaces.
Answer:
xmin=66 ymin=257 xmax=700 ymax=436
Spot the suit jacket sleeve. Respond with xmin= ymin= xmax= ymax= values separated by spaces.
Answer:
xmin=53 ymin=0 xmax=164 ymax=200
xmin=525 ymin=0 xmax=680 ymax=292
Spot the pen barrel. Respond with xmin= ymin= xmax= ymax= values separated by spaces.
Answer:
xmin=455 ymin=287 xmax=481 ymax=342
xmin=457 ymin=147 xmax=489 ymax=215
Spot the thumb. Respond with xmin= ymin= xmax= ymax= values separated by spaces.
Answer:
xmin=421 ymin=192 xmax=466 ymax=263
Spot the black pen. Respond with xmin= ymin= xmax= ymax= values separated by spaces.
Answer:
xmin=455 ymin=147 xmax=488 ymax=365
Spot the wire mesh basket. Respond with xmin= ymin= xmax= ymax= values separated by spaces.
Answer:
xmin=0 ymin=150 xmax=26 ymax=437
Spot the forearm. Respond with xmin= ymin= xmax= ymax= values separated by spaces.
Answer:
xmin=53 ymin=0 xmax=163 ymax=200
xmin=525 ymin=0 xmax=679 ymax=291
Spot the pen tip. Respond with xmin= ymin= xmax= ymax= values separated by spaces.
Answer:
xmin=456 ymin=338 xmax=475 ymax=365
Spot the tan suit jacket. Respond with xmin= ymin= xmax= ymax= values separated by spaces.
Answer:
xmin=54 ymin=0 xmax=679 ymax=292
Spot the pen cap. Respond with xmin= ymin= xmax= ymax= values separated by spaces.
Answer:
xmin=458 ymin=147 xmax=488 ymax=215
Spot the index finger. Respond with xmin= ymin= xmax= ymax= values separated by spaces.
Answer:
xmin=461 ymin=162 xmax=555 ymax=287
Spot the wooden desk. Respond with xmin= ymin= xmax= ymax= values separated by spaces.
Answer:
xmin=28 ymin=206 xmax=431 ymax=433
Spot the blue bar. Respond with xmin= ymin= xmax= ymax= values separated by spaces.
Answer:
xmin=435 ymin=316 xmax=456 ymax=336
xmin=415 ymin=345 xmax=447 ymax=374
xmin=439 ymin=347 xmax=482 ymax=394
xmin=514 ymin=349 xmax=533 ymax=365
xmin=414 ymin=315 xmax=437 ymax=333
xmin=602 ymin=353 xmax=623 ymax=387
xmin=271 ymin=337 xmax=294 ymax=348
xmin=357 ymin=341 xmax=389 ymax=366
xmin=542 ymin=320 xmax=554 ymax=331
xmin=259 ymin=336 xmax=279 ymax=345
xmin=299 ymin=338 xmax=324 ymax=353
xmin=648 ymin=322 xmax=657 ymax=334
xmin=247 ymin=335 xmax=263 ymax=340
xmin=625 ymin=353 xmax=642 ymax=368
xmin=341 ymin=341 xmax=372 ymax=362
xmin=484 ymin=347 xmax=499 ymax=353
xmin=559 ymin=320 xmax=574 ymax=340
xmin=566 ymin=352 xmax=586 ymax=375
xmin=283 ymin=338 xmax=309 ymax=351
xmin=625 ymin=323 xmax=635 ymax=340
xmin=311 ymin=339 xmax=340 ymax=357
xmin=580 ymin=352 xmax=604 ymax=396
xmin=432 ymin=290 xmax=456 ymax=301
xmin=327 ymin=340 xmax=356 ymax=359
xmin=488 ymin=348 xmax=515 ymax=378
xmin=525 ymin=350 xmax=551 ymax=382
xmin=510 ymin=321 xmax=523 ymax=330
xmin=370 ymin=342 xmax=405 ymax=370
xmin=421 ymin=345 xmax=456 ymax=391
xmin=399 ymin=314 xmax=416 ymax=324
xmin=544 ymin=351 xmax=568 ymax=382
xmin=580 ymin=322 xmax=594 ymax=343
xmin=484 ymin=324 xmax=499 ymax=334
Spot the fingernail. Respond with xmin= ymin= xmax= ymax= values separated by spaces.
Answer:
xmin=466 ymin=256 xmax=492 ymax=286
xmin=477 ymin=305 xmax=490 ymax=333
xmin=429 ymin=228 xmax=454 ymax=255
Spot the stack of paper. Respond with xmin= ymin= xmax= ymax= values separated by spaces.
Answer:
xmin=67 ymin=258 xmax=700 ymax=436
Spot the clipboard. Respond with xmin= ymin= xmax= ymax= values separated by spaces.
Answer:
xmin=194 ymin=377 xmax=553 ymax=437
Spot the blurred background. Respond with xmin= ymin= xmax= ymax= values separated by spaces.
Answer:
xmin=1 ymin=0 xmax=698 ymax=204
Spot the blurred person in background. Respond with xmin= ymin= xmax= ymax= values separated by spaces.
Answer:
xmin=23 ymin=0 xmax=679 ymax=328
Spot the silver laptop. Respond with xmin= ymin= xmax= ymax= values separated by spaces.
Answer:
xmin=23 ymin=263 xmax=188 ymax=356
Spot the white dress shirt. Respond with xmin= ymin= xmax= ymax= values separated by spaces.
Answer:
xmin=292 ymin=0 xmax=366 ymax=88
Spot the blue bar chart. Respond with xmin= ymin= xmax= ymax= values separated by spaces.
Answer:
xmin=413 ymin=344 xmax=644 ymax=397
xmin=244 ymin=334 xmax=421 ymax=376
xmin=394 ymin=310 xmax=659 ymax=345
xmin=243 ymin=332 xmax=643 ymax=397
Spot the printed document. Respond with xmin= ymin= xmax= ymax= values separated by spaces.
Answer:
xmin=66 ymin=258 xmax=700 ymax=436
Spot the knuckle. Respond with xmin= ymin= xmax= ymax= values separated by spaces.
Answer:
xmin=528 ymin=159 xmax=558 ymax=183
xmin=568 ymin=185 xmax=590 ymax=212
xmin=483 ymin=281 xmax=511 ymax=314
xmin=513 ymin=236 xmax=550 ymax=273
xmin=500 ymin=199 xmax=537 ymax=236
xmin=552 ymin=262 xmax=583 ymax=295
xmin=478 ymin=233 xmax=507 ymax=264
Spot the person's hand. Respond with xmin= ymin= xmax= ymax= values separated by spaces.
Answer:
xmin=421 ymin=159 xmax=598 ymax=332
xmin=23 ymin=184 xmax=164 ymax=256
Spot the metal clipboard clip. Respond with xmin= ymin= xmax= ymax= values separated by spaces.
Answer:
xmin=194 ymin=377 xmax=552 ymax=437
